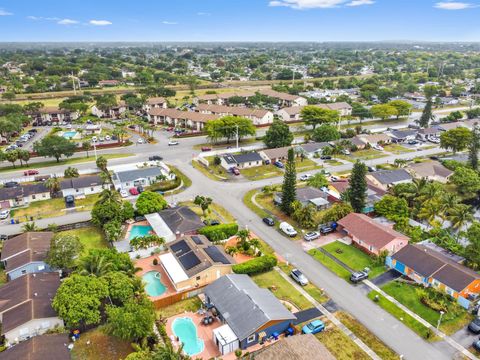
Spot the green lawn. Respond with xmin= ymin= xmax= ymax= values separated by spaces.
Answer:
xmin=315 ymin=324 xmax=370 ymax=360
xmin=60 ymin=226 xmax=108 ymax=255
xmin=192 ymin=159 xmax=228 ymax=180
xmin=351 ymin=149 xmax=388 ymax=160
xmin=278 ymin=263 xmax=329 ymax=304
xmin=324 ymin=159 xmax=344 ymax=166
xmin=323 ymin=241 xmax=386 ymax=280
xmin=295 ymin=157 xmax=322 ymax=172
xmin=179 ymin=200 xmax=236 ymax=223
xmin=308 ymin=248 xmax=352 ymax=280
xmin=71 ymin=327 xmax=134 ymax=360
xmin=252 ymin=269 xmax=313 ymax=310
xmin=367 ymin=290 xmax=436 ymax=340
xmin=156 ymin=297 xmax=203 ymax=319
xmin=243 ymin=189 xmax=271 ymax=219
xmin=381 ymin=281 xmax=473 ymax=335
xmin=383 ymin=144 xmax=415 ymax=154
xmin=0 ymin=153 xmax=133 ymax=174
xmin=240 ymin=164 xmax=283 ymax=180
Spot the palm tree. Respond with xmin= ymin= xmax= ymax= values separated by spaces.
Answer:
xmin=96 ymin=156 xmax=113 ymax=184
xmin=448 ymin=204 xmax=474 ymax=231
xmin=22 ymin=222 xmax=38 ymax=232
xmin=45 ymin=176 xmax=61 ymax=197
xmin=225 ymin=246 xmax=239 ymax=256
xmin=417 ymin=201 xmax=441 ymax=225
xmin=78 ymin=254 xmax=113 ymax=277
xmin=236 ymin=229 xmax=251 ymax=248
xmin=64 ymin=166 xmax=79 ymax=178
xmin=394 ymin=158 xmax=407 ymax=168
xmin=440 ymin=193 xmax=459 ymax=218
xmin=152 ymin=342 xmax=190 ymax=360
xmin=99 ymin=189 xmax=122 ymax=205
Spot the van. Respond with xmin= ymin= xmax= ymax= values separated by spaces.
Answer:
xmin=280 ymin=222 xmax=297 ymax=237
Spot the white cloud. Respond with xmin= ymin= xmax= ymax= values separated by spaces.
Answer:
xmin=58 ymin=18 xmax=78 ymax=25
xmin=434 ymin=1 xmax=475 ymax=9
xmin=346 ymin=0 xmax=374 ymax=6
xmin=269 ymin=0 xmax=346 ymax=9
xmin=0 ymin=9 xmax=13 ymax=16
xmin=89 ymin=19 xmax=112 ymax=26
xmin=162 ymin=21 xmax=178 ymax=25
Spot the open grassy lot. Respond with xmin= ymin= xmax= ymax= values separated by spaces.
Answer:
xmin=71 ymin=327 xmax=134 ymax=360
xmin=156 ymin=297 xmax=202 ymax=319
xmin=315 ymin=323 xmax=370 ymax=360
xmin=381 ymin=281 xmax=473 ymax=335
xmin=243 ymin=189 xmax=271 ymax=220
xmin=323 ymin=241 xmax=386 ymax=280
xmin=351 ymin=149 xmax=388 ymax=161
xmin=192 ymin=159 xmax=228 ymax=181
xmin=337 ymin=312 xmax=399 ymax=360
xmin=252 ymin=269 xmax=313 ymax=311
xmin=294 ymin=157 xmax=322 ymax=172
xmin=278 ymin=263 xmax=329 ymax=304
xmin=192 ymin=137 xmax=258 ymax=150
xmin=383 ymin=144 xmax=415 ymax=154
xmin=367 ymin=290 xmax=436 ymax=340
xmin=324 ymin=159 xmax=344 ymax=166
xmin=60 ymin=226 xmax=108 ymax=255
xmin=308 ymin=248 xmax=352 ymax=279
xmin=239 ymin=164 xmax=283 ymax=180
xmin=0 ymin=153 xmax=133 ymax=173
xmin=179 ymin=200 xmax=235 ymax=223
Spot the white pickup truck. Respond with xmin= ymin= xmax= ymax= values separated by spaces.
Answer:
xmin=280 ymin=222 xmax=297 ymax=237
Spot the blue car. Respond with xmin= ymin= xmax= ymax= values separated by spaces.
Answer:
xmin=274 ymin=161 xmax=284 ymax=168
xmin=302 ymin=319 xmax=325 ymax=335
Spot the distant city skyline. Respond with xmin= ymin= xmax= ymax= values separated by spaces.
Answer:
xmin=0 ymin=0 xmax=480 ymax=42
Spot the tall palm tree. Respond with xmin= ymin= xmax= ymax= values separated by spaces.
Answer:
xmin=22 ymin=222 xmax=38 ymax=232
xmin=417 ymin=201 xmax=441 ymax=225
xmin=152 ymin=342 xmax=190 ymax=360
xmin=448 ymin=204 xmax=474 ymax=231
xmin=440 ymin=192 xmax=459 ymax=218
xmin=236 ymin=229 xmax=251 ymax=248
xmin=45 ymin=176 xmax=61 ymax=197
xmin=78 ymin=254 xmax=113 ymax=277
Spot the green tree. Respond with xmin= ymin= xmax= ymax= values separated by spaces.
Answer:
xmin=388 ymin=100 xmax=412 ymax=119
xmin=96 ymin=155 xmax=112 ymax=184
xmin=130 ymin=234 xmax=165 ymax=250
xmin=448 ymin=204 xmax=473 ymax=230
xmin=306 ymin=172 xmax=328 ymax=189
xmin=82 ymin=141 xmax=91 ymax=158
xmin=78 ymin=253 xmax=113 ymax=277
xmin=193 ymin=195 xmax=213 ymax=216
xmin=46 ymin=233 xmax=84 ymax=271
xmin=301 ymin=106 xmax=339 ymax=129
xmin=440 ymin=127 xmax=472 ymax=154
xmin=321 ymin=202 xmax=353 ymax=223
xmin=346 ymin=161 xmax=367 ymax=213
xmin=103 ymin=272 xmax=136 ymax=305
xmin=64 ymin=166 xmax=79 ymax=178
xmin=204 ymin=116 xmax=256 ymax=144
xmin=469 ymin=125 xmax=480 ymax=170
xmin=280 ymin=148 xmax=297 ymax=215
xmin=45 ymin=176 xmax=61 ymax=197
xmin=4 ymin=150 xmax=18 ymax=168
xmin=311 ymin=124 xmax=341 ymax=142
xmin=370 ymin=104 xmax=398 ymax=120
xmin=17 ymin=149 xmax=31 ymax=166
xmin=465 ymin=222 xmax=480 ymax=269
xmin=263 ymin=119 xmax=293 ymax=148
xmin=450 ymin=167 xmax=480 ymax=196
xmin=374 ymin=195 xmax=409 ymax=223
xmin=135 ymin=191 xmax=168 ymax=215
xmin=293 ymin=203 xmax=316 ymax=229
xmin=417 ymin=99 xmax=434 ymax=128
xmin=81 ymin=248 xmax=135 ymax=274
xmin=95 ymin=94 xmax=118 ymax=112
xmin=33 ymin=135 xmax=76 ymax=162
xmin=52 ymin=274 xmax=109 ymax=328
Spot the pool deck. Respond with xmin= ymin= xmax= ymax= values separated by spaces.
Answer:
xmin=166 ymin=312 xmax=283 ymax=360
xmin=135 ymin=255 xmax=177 ymax=301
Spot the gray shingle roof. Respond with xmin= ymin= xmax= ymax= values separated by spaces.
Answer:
xmin=370 ymin=169 xmax=412 ymax=185
xmin=233 ymin=152 xmax=263 ymax=164
xmin=205 ymin=274 xmax=296 ymax=340
xmin=299 ymin=142 xmax=331 ymax=154
xmin=60 ymin=174 xmax=103 ymax=190
xmin=113 ymin=167 xmax=162 ymax=183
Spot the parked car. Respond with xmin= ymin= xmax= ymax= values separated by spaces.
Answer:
xmin=201 ymin=147 xmax=212 ymax=151
xmin=136 ymin=185 xmax=144 ymax=193
xmin=4 ymin=181 xmax=19 ymax=188
xmin=319 ymin=223 xmax=336 ymax=235
xmin=262 ymin=217 xmax=275 ymax=226
xmin=105 ymin=135 xmax=111 ymax=141
xmin=274 ymin=161 xmax=284 ymax=168
xmin=28 ymin=129 xmax=37 ymax=134
xmin=302 ymin=319 xmax=325 ymax=335
xmin=65 ymin=195 xmax=75 ymax=205
xmin=92 ymin=136 xmax=98 ymax=142
xmin=24 ymin=169 xmax=39 ymax=176
xmin=299 ymin=174 xmax=313 ymax=181
xmin=367 ymin=166 xmax=377 ymax=172
xmin=468 ymin=318 xmax=480 ymax=334
xmin=407 ymin=140 xmax=418 ymax=145
xmin=291 ymin=268 xmax=309 ymax=286
xmin=203 ymin=219 xmax=220 ymax=226
xmin=280 ymin=222 xmax=297 ymax=237
xmin=129 ymin=188 xmax=139 ymax=195
xmin=372 ymin=144 xmax=384 ymax=151
xmin=320 ymin=155 xmax=332 ymax=160
xmin=148 ymin=155 xmax=163 ymax=161
xmin=330 ymin=175 xmax=340 ymax=182
xmin=341 ymin=149 xmax=350 ymax=155
xmin=408 ymin=124 xmax=420 ymax=129
xmin=168 ymin=140 xmax=179 ymax=146
xmin=320 ymin=170 xmax=331 ymax=177
xmin=473 ymin=338 xmax=480 ymax=352
xmin=137 ymin=138 xmax=144 ymax=144
xmin=304 ymin=231 xmax=320 ymax=241
xmin=232 ymin=167 xmax=240 ymax=176
xmin=120 ymin=189 xmax=129 ymax=198
xmin=429 ymin=156 xmax=440 ymax=161
xmin=0 ymin=209 xmax=10 ymax=220
xmin=350 ymin=268 xmax=370 ymax=283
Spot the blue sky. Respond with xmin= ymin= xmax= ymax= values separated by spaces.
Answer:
xmin=0 ymin=0 xmax=479 ymax=42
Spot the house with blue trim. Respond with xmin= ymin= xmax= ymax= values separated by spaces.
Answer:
xmin=204 ymin=274 xmax=296 ymax=355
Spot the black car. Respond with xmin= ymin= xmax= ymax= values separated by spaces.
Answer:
xmin=149 ymin=155 xmax=163 ymax=161
xmin=350 ymin=269 xmax=369 ymax=283
xmin=0 ymin=234 xmax=7 ymax=241
xmin=137 ymin=185 xmax=144 ymax=194
xmin=367 ymin=166 xmax=377 ymax=172
xmin=4 ymin=181 xmax=19 ymax=188
xmin=429 ymin=156 xmax=440 ymax=161
xmin=203 ymin=219 xmax=220 ymax=226
xmin=320 ymin=155 xmax=332 ymax=160
xmin=65 ymin=195 xmax=75 ymax=208
xmin=468 ymin=318 xmax=480 ymax=334
xmin=262 ymin=217 xmax=275 ymax=226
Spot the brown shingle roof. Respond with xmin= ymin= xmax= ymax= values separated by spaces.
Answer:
xmin=1 ymin=232 xmax=53 ymax=272
xmin=255 ymin=334 xmax=335 ymax=360
xmin=407 ymin=161 xmax=453 ymax=180
xmin=146 ymin=97 xmax=166 ymax=105
xmin=337 ymin=213 xmax=409 ymax=249
xmin=261 ymin=146 xmax=292 ymax=160
xmin=1 ymin=334 xmax=70 ymax=360
xmin=149 ymin=108 xmax=220 ymax=123
xmin=196 ymin=104 xmax=270 ymax=118
xmin=259 ymin=89 xmax=303 ymax=102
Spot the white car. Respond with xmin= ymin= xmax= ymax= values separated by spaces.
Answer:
xmin=119 ymin=189 xmax=129 ymax=198
xmin=330 ymin=175 xmax=340 ymax=182
xmin=65 ymin=124 xmax=72 ymax=129
xmin=92 ymin=136 xmax=98 ymax=142
xmin=372 ymin=144 xmax=384 ymax=151
xmin=168 ymin=140 xmax=179 ymax=146
xmin=0 ymin=209 xmax=10 ymax=220
xmin=280 ymin=222 xmax=297 ymax=237
xmin=299 ymin=174 xmax=313 ymax=181
xmin=105 ymin=135 xmax=111 ymax=141
xmin=341 ymin=149 xmax=351 ymax=155
xmin=304 ymin=231 xmax=320 ymax=241
xmin=137 ymin=138 xmax=144 ymax=144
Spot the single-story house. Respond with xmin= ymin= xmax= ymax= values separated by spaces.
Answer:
xmin=388 ymin=129 xmax=418 ymax=143
xmin=98 ymin=80 xmax=120 ymax=87
xmin=355 ymin=133 xmax=392 ymax=148
xmin=438 ymin=121 xmax=466 ymax=132
xmin=417 ymin=127 xmax=442 ymax=141
xmin=0 ymin=272 xmax=62 ymax=343
xmin=205 ymin=274 xmax=296 ymax=354
xmin=1 ymin=333 xmax=70 ymax=360
xmin=60 ymin=174 xmax=105 ymax=198
xmin=148 ymin=108 xmax=220 ymax=131
xmin=406 ymin=161 xmax=453 ymax=183
xmin=274 ymin=186 xmax=330 ymax=210
xmin=143 ymin=97 xmax=167 ymax=112
xmin=158 ymin=206 xmax=204 ymax=237
xmin=337 ymin=213 xmax=409 ymax=255
xmin=275 ymin=102 xmax=351 ymax=122
xmin=112 ymin=166 xmax=164 ymax=191
xmin=327 ymin=179 xmax=385 ymax=213
xmin=297 ymin=142 xmax=332 ymax=157
xmin=30 ymin=107 xmax=79 ymax=125
xmin=83 ymin=124 xmax=101 ymax=135
xmin=260 ymin=146 xmax=296 ymax=163
xmin=194 ymin=91 xmax=256 ymax=106
xmin=254 ymin=334 xmax=335 ymax=360
xmin=259 ymin=89 xmax=307 ymax=107
xmin=0 ymin=183 xmax=51 ymax=209
xmin=91 ymin=101 xmax=126 ymax=119
xmin=366 ymin=169 xmax=412 ymax=191
xmin=321 ymin=102 xmax=353 ymax=117
xmin=195 ymin=104 xmax=274 ymax=126
xmin=388 ymin=243 xmax=480 ymax=309
xmin=159 ymin=235 xmax=234 ymax=291
xmin=0 ymin=232 xmax=54 ymax=281
xmin=221 ymin=152 xmax=263 ymax=170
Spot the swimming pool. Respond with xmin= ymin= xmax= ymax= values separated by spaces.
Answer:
xmin=172 ymin=317 xmax=204 ymax=356
xmin=62 ymin=131 xmax=78 ymax=139
xmin=128 ymin=225 xmax=153 ymax=240
xmin=142 ymin=270 xmax=167 ymax=297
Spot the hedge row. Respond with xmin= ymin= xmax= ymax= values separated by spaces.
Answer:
xmin=232 ymin=255 xmax=278 ymax=275
xmin=199 ymin=223 xmax=239 ymax=242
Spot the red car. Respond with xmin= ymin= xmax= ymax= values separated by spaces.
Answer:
xmin=24 ymin=169 xmax=39 ymax=176
xmin=232 ymin=167 xmax=240 ymax=176
xmin=201 ymin=147 xmax=212 ymax=152
xmin=129 ymin=188 xmax=139 ymax=195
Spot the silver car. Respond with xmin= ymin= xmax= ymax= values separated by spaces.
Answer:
xmin=304 ymin=231 xmax=320 ymax=241
xmin=291 ymin=268 xmax=309 ymax=286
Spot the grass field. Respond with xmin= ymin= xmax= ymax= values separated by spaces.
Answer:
xmin=156 ymin=297 xmax=203 ymax=319
xmin=383 ymin=144 xmax=415 ymax=154
xmin=315 ymin=323 xmax=370 ymax=360
xmin=240 ymin=164 xmax=283 ymax=180
xmin=308 ymin=248 xmax=352 ymax=279
xmin=71 ymin=327 xmax=134 ymax=360
xmin=351 ymin=149 xmax=388 ymax=160
xmin=60 ymin=226 xmax=108 ymax=255
xmin=243 ymin=189 xmax=271 ymax=219
xmin=295 ymin=157 xmax=322 ymax=172
xmin=179 ymin=200 xmax=235 ymax=223
xmin=278 ymin=263 xmax=329 ymax=304
xmin=192 ymin=159 xmax=228 ymax=181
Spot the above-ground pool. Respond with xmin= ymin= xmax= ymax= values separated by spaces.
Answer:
xmin=128 ymin=225 xmax=153 ymax=240
xmin=62 ymin=131 xmax=78 ymax=139
xmin=142 ymin=271 xmax=167 ymax=297
xmin=172 ymin=317 xmax=204 ymax=356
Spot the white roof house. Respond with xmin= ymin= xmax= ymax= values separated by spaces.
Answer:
xmin=144 ymin=213 xmax=176 ymax=243
xmin=159 ymin=252 xmax=189 ymax=284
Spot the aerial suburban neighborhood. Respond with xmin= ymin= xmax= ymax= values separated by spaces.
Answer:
xmin=3 ymin=1 xmax=480 ymax=360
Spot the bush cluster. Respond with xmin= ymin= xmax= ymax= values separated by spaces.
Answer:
xmin=199 ymin=223 xmax=239 ymax=241
xmin=232 ymin=255 xmax=278 ymax=275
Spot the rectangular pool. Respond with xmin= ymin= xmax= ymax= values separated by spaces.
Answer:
xmin=128 ymin=225 xmax=153 ymax=240
xmin=63 ymin=131 xmax=78 ymax=139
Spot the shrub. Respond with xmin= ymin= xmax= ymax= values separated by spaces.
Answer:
xmin=199 ymin=223 xmax=239 ymax=242
xmin=232 ymin=255 xmax=278 ymax=275
xmin=153 ymin=258 xmax=158 ymax=266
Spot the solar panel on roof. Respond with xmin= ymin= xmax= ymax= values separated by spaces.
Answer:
xmin=205 ymin=246 xmax=230 ymax=264
xmin=192 ymin=236 xmax=203 ymax=245
xmin=178 ymin=251 xmax=201 ymax=270
xmin=170 ymin=240 xmax=191 ymax=256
